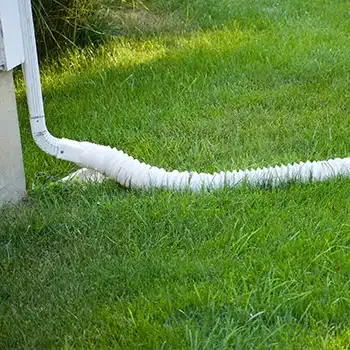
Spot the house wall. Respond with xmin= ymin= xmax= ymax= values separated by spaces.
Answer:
xmin=0 ymin=70 xmax=26 ymax=207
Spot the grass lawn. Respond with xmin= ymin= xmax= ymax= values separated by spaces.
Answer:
xmin=2 ymin=0 xmax=350 ymax=348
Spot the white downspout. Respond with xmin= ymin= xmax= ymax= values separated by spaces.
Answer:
xmin=19 ymin=0 xmax=350 ymax=191
xmin=19 ymin=0 xmax=86 ymax=163
xmin=19 ymin=0 xmax=60 ymax=157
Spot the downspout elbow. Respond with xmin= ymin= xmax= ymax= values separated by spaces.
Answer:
xmin=30 ymin=116 xmax=60 ymax=156
xmin=31 ymin=114 xmax=85 ymax=163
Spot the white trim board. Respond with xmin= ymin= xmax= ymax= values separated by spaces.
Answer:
xmin=0 ymin=0 xmax=24 ymax=71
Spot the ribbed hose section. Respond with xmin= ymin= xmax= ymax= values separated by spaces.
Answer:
xmin=19 ymin=0 xmax=60 ymax=156
xmin=65 ymin=140 xmax=350 ymax=190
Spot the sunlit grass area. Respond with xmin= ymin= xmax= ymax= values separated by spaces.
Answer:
xmin=2 ymin=0 xmax=350 ymax=348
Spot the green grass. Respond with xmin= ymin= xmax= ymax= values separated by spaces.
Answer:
xmin=32 ymin=0 xmax=105 ymax=59
xmin=2 ymin=0 xmax=350 ymax=348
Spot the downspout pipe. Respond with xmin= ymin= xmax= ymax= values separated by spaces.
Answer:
xmin=19 ymin=0 xmax=89 ymax=161
xmin=19 ymin=0 xmax=350 ymax=191
xmin=19 ymin=0 xmax=60 ymax=157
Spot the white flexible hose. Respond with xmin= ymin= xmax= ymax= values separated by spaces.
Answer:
xmin=19 ymin=0 xmax=350 ymax=191
xmin=56 ymin=138 xmax=350 ymax=190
